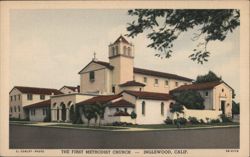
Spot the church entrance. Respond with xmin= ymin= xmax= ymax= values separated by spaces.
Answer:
xmin=61 ymin=103 xmax=66 ymax=121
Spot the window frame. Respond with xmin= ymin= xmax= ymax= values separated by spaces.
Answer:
xmin=175 ymin=82 xmax=179 ymax=87
xmin=161 ymin=102 xmax=164 ymax=116
xmin=89 ymin=71 xmax=95 ymax=82
xmin=154 ymin=79 xmax=159 ymax=86
xmin=142 ymin=101 xmax=145 ymax=115
xmin=165 ymin=80 xmax=169 ymax=86
xmin=40 ymin=94 xmax=45 ymax=100
xmin=27 ymin=94 xmax=33 ymax=100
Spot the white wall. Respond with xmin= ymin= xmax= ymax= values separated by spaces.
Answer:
xmin=172 ymin=107 xmax=223 ymax=122
xmin=135 ymin=99 xmax=174 ymax=124
xmin=9 ymin=88 xmax=51 ymax=119
xmin=29 ymin=107 xmax=48 ymax=122
xmin=134 ymin=73 xmax=191 ymax=94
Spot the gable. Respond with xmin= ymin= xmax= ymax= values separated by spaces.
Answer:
xmin=79 ymin=61 xmax=108 ymax=74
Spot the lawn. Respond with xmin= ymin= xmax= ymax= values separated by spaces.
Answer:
xmin=9 ymin=121 xmax=36 ymax=125
xmin=49 ymin=124 xmax=128 ymax=130
xmin=126 ymin=122 xmax=239 ymax=129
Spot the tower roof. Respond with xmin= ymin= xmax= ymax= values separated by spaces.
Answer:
xmin=113 ymin=35 xmax=130 ymax=44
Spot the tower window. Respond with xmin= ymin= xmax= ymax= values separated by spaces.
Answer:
xmin=89 ymin=71 xmax=95 ymax=82
xmin=123 ymin=46 xmax=127 ymax=55
xmin=112 ymin=47 xmax=115 ymax=56
xmin=115 ymin=46 xmax=119 ymax=54
xmin=128 ymin=47 xmax=131 ymax=56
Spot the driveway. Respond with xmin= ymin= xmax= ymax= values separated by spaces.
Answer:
xmin=9 ymin=124 xmax=239 ymax=149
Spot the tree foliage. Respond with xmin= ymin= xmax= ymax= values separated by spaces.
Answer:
xmin=232 ymin=101 xmax=240 ymax=114
xmin=173 ymin=90 xmax=205 ymax=109
xmin=195 ymin=70 xmax=221 ymax=83
xmin=126 ymin=9 xmax=240 ymax=64
xmin=170 ymin=102 xmax=184 ymax=114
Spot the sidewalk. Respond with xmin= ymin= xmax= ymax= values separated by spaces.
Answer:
xmin=10 ymin=121 xmax=239 ymax=132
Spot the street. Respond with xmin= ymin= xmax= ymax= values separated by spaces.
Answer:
xmin=9 ymin=124 xmax=239 ymax=149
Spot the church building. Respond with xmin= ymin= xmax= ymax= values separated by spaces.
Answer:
xmin=10 ymin=35 xmax=233 ymax=124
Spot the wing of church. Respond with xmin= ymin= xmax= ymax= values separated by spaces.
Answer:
xmin=9 ymin=35 xmax=233 ymax=124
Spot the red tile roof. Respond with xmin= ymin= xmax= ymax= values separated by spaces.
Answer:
xmin=122 ymin=90 xmax=172 ymax=101
xmin=93 ymin=60 xmax=114 ymax=70
xmin=23 ymin=99 xmax=51 ymax=109
xmin=170 ymin=81 xmax=223 ymax=92
xmin=134 ymin=67 xmax=193 ymax=82
xmin=119 ymin=81 xmax=145 ymax=87
xmin=78 ymin=60 xmax=114 ymax=74
xmin=76 ymin=94 xmax=121 ymax=106
xmin=61 ymin=85 xmax=80 ymax=92
xmin=114 ymin=35 xmax=130 ymax=44
xmin=10 ymin=86 xmax=62 ymax=95
xmin=78 ymin=60 xmax=192 ymax=82
xmin=109 ymin=99 xmax=135 ymax=108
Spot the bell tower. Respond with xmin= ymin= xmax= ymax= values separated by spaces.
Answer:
xmin=109 ymin=35 xmax=134 ymax=92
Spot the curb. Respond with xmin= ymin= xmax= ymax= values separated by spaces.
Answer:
xmin=10 ymin=123 xmax=239 ymax=132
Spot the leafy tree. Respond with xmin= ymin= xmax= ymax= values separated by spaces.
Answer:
xmin=73 ymin=105 xmax=83 ymax=124
xmin=170 ymin=102 xmax=184 ymax=116
xmin=94 ymin=102 xmax=107 ymax=127
xmin=126 ymin=9 xmax=240 ymax=64
xmin=195 ymin=70 xmax=221 ymax=83
xmin=43 ymin=108 xmax=51 ymax=122
xmin=173 ymin=90 xmax=205 ymax=109
xmin=232 ymin=101 xmax=240 ymax=115
xmin=194 ymin=71 xmax=236 ymax=99
xmin=82 ymin=105 xmax=96 ymax=127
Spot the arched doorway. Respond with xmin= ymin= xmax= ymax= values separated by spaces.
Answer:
xmin=57 ymin=107 xmax=59 ymax=121
xmin=61 ymin=103 xmax=66 ymax=121
xmin=69 ymin=105 xmax=75 ymax=122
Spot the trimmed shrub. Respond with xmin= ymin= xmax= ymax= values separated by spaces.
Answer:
xmin=174 ymin=117 xmax=187 ymax=125
xmin=112 ymin=122 xmax=133 ymax=126
xmin=130 ymin=111 xmax=137 ymax=119
xmin=200 ymin=119 xmax=205 ymax=124
xmin=188 ymin=116 xmax=200 ymax=124
xmin=220 ymin=114 xmax=232 ymax=123
xmin=164 ymin=116 xmax=173 ymax=125
xmin=210 ymin=118 xmax=220 ymax=123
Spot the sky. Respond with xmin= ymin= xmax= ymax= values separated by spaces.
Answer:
xmin=10 ymin=9 xmax=240 ymax=102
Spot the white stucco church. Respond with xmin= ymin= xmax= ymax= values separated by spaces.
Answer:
xmin=9 ymin=35 xmax=233 ymax=124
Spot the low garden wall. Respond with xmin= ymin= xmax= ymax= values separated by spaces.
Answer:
xmin=172 ymin=107 xmax=222 ymax=122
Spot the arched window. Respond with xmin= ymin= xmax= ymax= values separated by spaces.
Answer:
xmin=128 ymin=47 xmax=131 ymax=56
xmin=115 ymin=46 xmax=119 ymax=54
xmin=123 ymin=46 xmax=127 ymax=55
xmin=142 ymin=101 xmax=145 ymax=115
xmin=112 ymin=47 xmax=115 ymax=56
xmin=161 ymin=102 xmax=164 ymax=115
